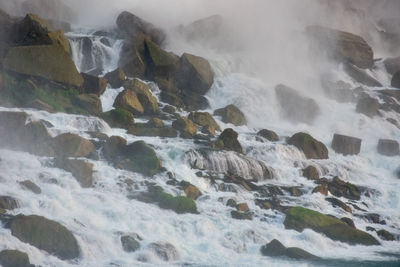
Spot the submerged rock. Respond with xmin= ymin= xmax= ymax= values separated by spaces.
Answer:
xmin=10 ymin=214 xmax=80 ymax=260
xmin=121 ymin=233 xmax=142 ymax=252
xmin=214 ymin=104 xmax=246 ymax=126
xmin=260 ymin=239 xmax=318 ymax=260
xmin=377 ymin=229 xmax=395 ymax=241
xmin=148 ymin=242 xmax=179 ymax=262
xmin=377 ymin=139 xmax=400 ymax=156
xmin=331 ymin=134 xmax=362 ymax=155
xmin=284 ymin=207 xmax=379 ymax=246
xmin=0 ymin=249 xmax=31 ymax=267
xmin=287 ymin=132 xmax=328 ymax=159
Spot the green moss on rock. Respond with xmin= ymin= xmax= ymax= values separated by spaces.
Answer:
xmin=151 ymin=186 xmax=198 ymax=214
xmin=121 ymin=141 xmax=162 ymax=176
xmin=101 ymin=108 xmax=134 ymax=129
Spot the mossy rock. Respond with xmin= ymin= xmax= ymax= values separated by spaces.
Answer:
xmin=214 ymin=104 xmax=246 ymax=126
xmin=150 ymin=186 xmax=198 ymax=214
xmin=0 ymin=249 xmax=31 ymax=267
xmin=188 ymin=112 xmax=220 ymax=132
xmin=287 ymin=132 xmax=328 ymax=159
xmin=3 ymin=45 xmax=83 ymax=87
xmin=119 ymin=141 xmax=162 ymax=176
xmin=10 ymin=214 xmax=80 ymax=260
xmin=101 ymin=108 xmax=134 ymax=129
xmin=284 ymin=207 xmax=379 ymax=246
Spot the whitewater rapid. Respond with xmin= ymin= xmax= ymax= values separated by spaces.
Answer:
xmin=0 ymin=28 xmax=399 ymax=267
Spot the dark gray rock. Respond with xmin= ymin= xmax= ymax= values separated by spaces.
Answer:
xmin=377 ymin=139 xmax=400 ymax=156
xmin=332 ymin=134 xmax=362 ymax=155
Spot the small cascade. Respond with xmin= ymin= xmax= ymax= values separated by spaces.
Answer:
xmin=68 ymin=32 xmax=124 ymax=75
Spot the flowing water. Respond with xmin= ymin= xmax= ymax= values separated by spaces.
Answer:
xmin=0 ymin=22 xmax=399 ymax=267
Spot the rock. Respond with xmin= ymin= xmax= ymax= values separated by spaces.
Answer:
xmin=231 ymin=210 xmax=252 ymax=220
xmin=377 ymin=230 xmax=395 ymax=241
xmin=116 ymin=11 xmax=166 ymax=45
xmin=356 ymin=94 xmax=379 ymax=117
xmin=48 ymin=30 xmax=71 ymax=54
xmin=146 ymin=118 xmax=163 ymax=128
xmin=188 ymin=112 xmax=220 ymax=132
xmin=103 ymin=136 xmax=127 ymax=159
xmin=81 ymin=73 xmax=107 ymax=96
xmin=0 ymin=112 xmax=28 ymax=149
xmin=260 ymin=239 xmax=318 ymax=260
xmin=344 ymin=64 xmax=382 ymax=87
xmin=331 ymin=134 xmax=362 ymax=155
xmin=53 ymin=133 xmax=95 ymax=158
xmin=376 ymin=139 xmax=399 ymax=157
xmin=120 ymin=141 xmax=162 ymax=176
xmin=10 ymin=214 xmax=80 ymax=260
xmin=214 ymin=104 xmax=246 ymax=126
xmin=172 ymin=117 xmax=198 ymax=138
xmin=54 ymin=158 xmax=94 ymax=188
xmin=328 ymin=177 xmax=360 ymax=201
xmin=302 ymin=166 xmax=319 ymax=180
xmin=326 ymin=197 xmax=352 ymax=213
xmin=146 ymin=186 xmax=198 ymax=214
xmin=3 ymin=45 xmax=83 ymax=87
xmin=121 ymin=233 xmax=142 ymax=252
xmin=104 ymin=68 xmax=127 ymax=88
xmin=391 ymin=71 xmax=400 ymax=89
xmin=257 ymin=129 xmax=279 ymax=142
xmin=26 ymin=99 xmax=55 ymax=113
xmin=124 ymin=79 xmax=159 ymax=115
xmin=14 ymin=13 xmax=53 ymax=46
xmin=72 ymin=94 xmax=102 ymax=115
xmin=128 ymin=126 xmax=178 ymax=138
xmin=0 ymin=196 xmax=19 ymax=210
xmin=341 ymin=217 xmax=356 ymax=228
xmin=321 ymin=78 xmax=355 ymax=103
xmin=312 ymin=185 xmax=328 ymax=196
xmin=287 ymin=132 xmax=328 ymax=159
xmin=275 ymin=84 xmax=320 ymax=124
xmin=19 ymin=121 xmax=54 ymax=156
xmin=181 ymin=91 xmax=210 ymax=111
xmin=175 ymin=53 xmax=214 ymax=95
xmin=19 ymin=180 xmax=41 ymax=194
xmin=213 ymin=128 xmax=243 ymax=153
xmin=160 ymin=92 xmax=184 ymax=109
xmin=180 ymin=182 xmax=201 ymax=200
xmin=148 ymin=242 xmax=179 ymax=262
xmin=236 ymin=203 xmax=249 ymax=212
xmin=306 ymin=25 xmax=374 ymax=69
xmin=384 ymin=56 xmax=400 ymax=75
xmin=0 ymin=249 xmax=31 ymax=267
xmin=284 ymin=207 xmax=379 ymax=245
xmin=226 ymin=199 xmax=237 ymax=208
xmin=101 ymin=108 xmax=134 ymax=129
xmin=363 ymin=213 xmax=386 ymax=225
xmin=113 ymin=89 xmax=144 ymax=115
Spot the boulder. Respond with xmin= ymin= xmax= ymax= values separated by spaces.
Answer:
xmin=275 ymin=84 xmax=320 ymax=124
xmin=180 ymin=181 xmax=202 ymax=200
xmin=121 ymin=233 xmax=142 ymax=252
xmin=160 ymin=92 xmax=184 ymax=109
xmin=72 ymin=94 xmax=102 ymax=115
xmin=287 ymin=132 xmax=328 ymax=159
xmin=231 ymin=210 xmax=253 ymax=220
xmin=257 ymin=129 xmax=279 ymax=142
xmin=214 ymin=104 xmax=246 ymax=126
xmin=377 ymin=230 xmax=395 ymax=241
xmin=331 ymin=134 xmax=362 ymax=155
xmin=172 ymin=117 xmax=198 ymax=138
xmin=53 ymin=133 xmax=95 ymax=158
xmin=81 ymin=73 xmax=107 ymax=96
xmin=236 ymin=203 xmax=249 ymax=212
xmin=328 ymin=177 xmax=360 ymax=201
xmin=113 ymin=89 xmax=144 ymax=115
xmin=148 ymin=242 xmax=179 ymax=262
xmin=260 ymin=239 xmax=318 ymax=260
xmin=391 ymin=71 xmax=400 ymax=89
xmin=356 ymin=95 xmax=379 ymax=117
xmin=14 ymin=13 xmax=53 ymax=46
xmin=284 ymin=207 xmax=379 ymax=245
xmin=128 ymin=126 xmax=178 ymax=138
xmin=124 ymin=79 xmax=159 ymax=115
xmin=48 ymin=30 xmax=71 ymax=54
xmin=175 ymin=53 xmax=214 ymax=95
xmin=214 ymin=128 xmax=243 ymax=153
xmin=384 ymin=56 xmax=400 ymax=75
xmin=0 ymin=249 xmax=31 ymax=267
xmin=344 ymin=64 xmax=382 ymax=87
xmin=104 ymin=68 xmax=127 ymax=88
xmin=320 ymin=78 xmax=355 ymax=103
xmin=54 ymin=158 xmax=94 ymax=188
xmin=103 ymin=136 xmax=127 ymax=159
xmin=116 ymin=11 xmax=166 ymax=45
xmin=181 ymin=91 xmax=210 ymax=111
xmin=146 ymin=118 xmax=163 ymax=128
xmin=341 ymin=217 xmax=356 ymax=228
xmin=19 ymin=121 xmax=54 ymax=156
xmin=312 ymin=185 xmax=328 ymax=196
xmin=19 ymin=180 xmax=41 ymax=194
xmin=188 ymin=112 xmax=220 ymax=132
xmin=146 ymin=186 xmax=198 ymax=214
xmin=101 ymin=108 xmax=134 ymax=129
xmin=3 ymin=45 xmax=83 ymax=87
xmin=0 ymin=196 xmax=19 ymax=210
xmin=306 ymin=25 xmax=374 ymax=69
xmin=377 ymin=139 xmax=400 ymax=156
xmin=10 ymin=214 xmax=80 ymax=260
xmin=302 ymin=166 xmax=319 ymax=180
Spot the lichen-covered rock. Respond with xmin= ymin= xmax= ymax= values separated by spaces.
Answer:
xmin=101 ymin=108 xmax=134 ymax=129
xmin=10 ymin=214 xmax=80 ymax=260
xmin=113 ymin=89 xmax=144 ymax=115
xmin=275 ymin=84 xmax=320 ymax=124
xmin=377 ymin=139 xmax=400 ymax=156
xmin=213 ymin=128 xmax=243 ymax=153
xmin=331 ymin=134 xmax=362 ymax=156
xmin=0 ymin=249 xmax=31 ymax=267
xmin=172 ymin=117 xmax=198 ymax=138
xmin=124 ymin=79 xmax=159 ymax=114
xmin=284 ymin=207 xmax=379 ymax=245
xmin=287 ymin=132 xmax=328 ymax=159
xmin=81 ymin=73 xmax=107 ymax=96
xmin=175 ymin=53 xmax=214 ymax=95
xmin=214 ymin=104 xmax=246 ymax=126
xmin=3 ymin=45 xmax=83 ymax=87
xmin=53 ymin=133 xmax=95 ymax=158
xmin=54 ymin=158 xmax=94 ymax=188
